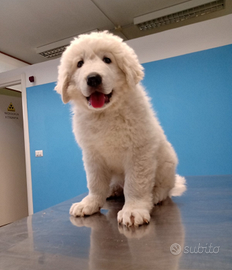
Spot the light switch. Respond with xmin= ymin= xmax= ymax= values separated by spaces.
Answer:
xmin=35 ymin=150 xmax=43 ymax=157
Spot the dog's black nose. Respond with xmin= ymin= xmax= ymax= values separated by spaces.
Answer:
xmin=87 ymin=73 xmax=102 ymax=87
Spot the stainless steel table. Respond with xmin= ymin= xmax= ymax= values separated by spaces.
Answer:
xmin=0 ymin=175 xmax=232 ymax=270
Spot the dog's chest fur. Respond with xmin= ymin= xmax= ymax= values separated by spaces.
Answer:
xmin=75 ymin=111 xmax=135 ymax=149
xmin=72 ymin=105 xmax=157 ymax=173
xmin=71 ymin=86 xmax=166 ymax=174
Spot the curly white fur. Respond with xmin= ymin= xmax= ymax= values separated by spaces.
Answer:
xmin=55 ymin=31 xmax=186 ymax=227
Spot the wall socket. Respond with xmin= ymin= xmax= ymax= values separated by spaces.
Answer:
xmin=35 ymin=150 xmax=43 ymax=157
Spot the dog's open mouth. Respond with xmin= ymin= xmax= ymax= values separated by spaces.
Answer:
xmin=87 ymin=91 xmax=113 ymax=108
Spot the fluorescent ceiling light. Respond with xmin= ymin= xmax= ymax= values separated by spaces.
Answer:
xmin=36 ymin=29 xmax=98 ymax=59
xmin=36 ymin=37 xmax=74 ymax=58
xmin=134 ymin=0 xmax=224 ymax=30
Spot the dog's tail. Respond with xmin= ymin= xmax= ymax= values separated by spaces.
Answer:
xmin=169 ymin=175 xmax=187 ymax=197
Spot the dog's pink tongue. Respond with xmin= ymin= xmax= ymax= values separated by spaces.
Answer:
xmin=89 ymin=92 xmax=105 ymax=108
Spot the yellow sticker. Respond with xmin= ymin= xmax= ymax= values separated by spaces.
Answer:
xmin=7 ymin=103 xmax=15 ymax=112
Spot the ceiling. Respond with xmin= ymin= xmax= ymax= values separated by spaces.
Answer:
xmin=0 ymin=0 xmax=231 ymax=65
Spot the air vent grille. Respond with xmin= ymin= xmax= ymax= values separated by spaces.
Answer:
xmin=36 ymin=30 xmax=98 ymax=59
xmin=38 ymin=46 xmax=67 ymax=59
xmin=136 ymin=0 xmax=224 ymax=31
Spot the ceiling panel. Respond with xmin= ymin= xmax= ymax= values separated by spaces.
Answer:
xmin=0 ymin=0 xmax=231 ymax=65
xmin=93 ymin=0 xmax=187 ymax=26
xmin=0 ymin=0 xmax=114 ymax=63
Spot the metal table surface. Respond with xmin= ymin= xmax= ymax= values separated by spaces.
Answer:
xmin=0 ymin=175 xmax=232 ymax=270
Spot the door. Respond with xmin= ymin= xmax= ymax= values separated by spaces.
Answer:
xmin=0 ymin=86 xmax=28 ymax=226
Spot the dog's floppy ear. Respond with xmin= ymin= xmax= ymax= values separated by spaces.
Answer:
xmin=117 ymin=45 xmax=144 ymax=86
xmin=55 ymin=70 xmax=71 ymax=104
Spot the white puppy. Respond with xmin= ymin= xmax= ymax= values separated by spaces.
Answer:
xmin=55 ymin=31 xmax=186 ymax=227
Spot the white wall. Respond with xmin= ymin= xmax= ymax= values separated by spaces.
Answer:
xmin=0 ymin=53 xmax=29 ymax=73
xmin=0 ymin=14 xmax=231 ymax=89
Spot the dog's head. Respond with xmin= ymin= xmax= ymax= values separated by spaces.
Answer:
xmin=55 ymin=31 xmax=144 ymax=110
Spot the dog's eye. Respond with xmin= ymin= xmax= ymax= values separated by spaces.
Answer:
xmin=77 ymin=60 xmax=84 ymax=68
xmin=103 ymin=57 xmax=111 ymax=64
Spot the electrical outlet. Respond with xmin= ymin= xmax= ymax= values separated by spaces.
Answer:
xmin=35 ymin=150 xmax=43 ymax=157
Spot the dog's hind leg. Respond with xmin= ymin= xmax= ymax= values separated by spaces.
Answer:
xmin=107 ymin=174 xmax=124 ymax=199
xmin=153 ymin=161 xmax=176 ymax=205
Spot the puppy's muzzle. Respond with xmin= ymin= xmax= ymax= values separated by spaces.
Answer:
xmin=87 ymin=73 xmax=102 ymax=88
xmin=85 ymin=72 xmax=113 ymax=109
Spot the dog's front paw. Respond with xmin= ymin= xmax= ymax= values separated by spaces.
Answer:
xmin=117 ymin=207 xmax=150 ymax=227
xmin=70 ymin=196 xmax=101 ymax=217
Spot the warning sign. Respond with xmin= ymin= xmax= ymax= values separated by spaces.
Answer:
xmin=4 ymin=103 xmax=19 ymax=119
xmin=7 ymin=103 xmax=15 ymax=112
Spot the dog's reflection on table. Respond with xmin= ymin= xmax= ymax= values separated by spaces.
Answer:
xmin=70 ymin=197 xmax=185 ymax=270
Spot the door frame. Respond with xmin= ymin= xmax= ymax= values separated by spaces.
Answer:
xmin=0 ymin=73 xmax=33 ymax=215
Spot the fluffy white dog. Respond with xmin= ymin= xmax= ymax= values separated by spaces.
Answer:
xmin=55 ymin=31 xmax=186 ymax=227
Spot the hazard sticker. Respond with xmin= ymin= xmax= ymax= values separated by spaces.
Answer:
xmin=4 ymin=103 xmax=19 ymax=119
xmin=7 ymin=103 xmax=15 ymax=112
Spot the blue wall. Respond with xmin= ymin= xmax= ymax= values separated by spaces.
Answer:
xmin=27 ymin=44 xmax=232 ymax=213
xmin=142 ymin=44 xmax=232 ymax=176
xmin=27 ymin=83 xmax=87 ymax=213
